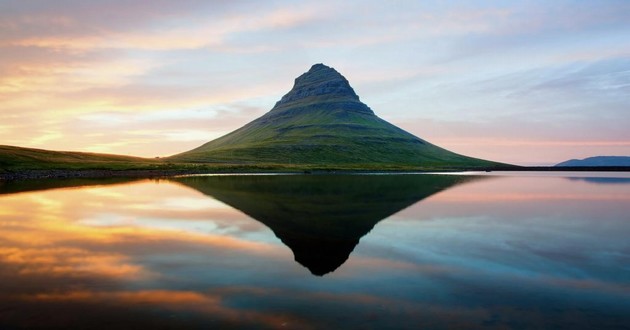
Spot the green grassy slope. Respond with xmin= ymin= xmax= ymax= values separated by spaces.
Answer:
xmin=0 ymin=145 xmax=159 ymax=172
xmin=170 ymin=64 xmax=507 ymax=170
xmin=0 ymin=144 xmax=356 ymax=174
xmin=172 ymin=106 xmax=496 ymax=168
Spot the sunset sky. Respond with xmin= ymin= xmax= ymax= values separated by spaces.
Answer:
xmin=1 ymin=0 xmax=628 ymax=165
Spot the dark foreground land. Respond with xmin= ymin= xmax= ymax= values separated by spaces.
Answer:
xmin=2 ymin=166 xmax=630 ymax=181
xmin=0 ymin=166 xmax=490 ymax=180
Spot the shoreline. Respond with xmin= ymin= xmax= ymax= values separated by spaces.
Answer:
xmin=0 ymin=169 xmax=216 ymax=181
xmin=2 ymin=166 xmax=630 ymax=181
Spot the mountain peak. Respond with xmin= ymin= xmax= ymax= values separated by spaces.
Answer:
xmin=308 ymin=63 xmax=332 ymax=72
xmin=274 ymin=63 xmax=360 ymax=108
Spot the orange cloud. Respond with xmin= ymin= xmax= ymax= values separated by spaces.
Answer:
xmin=0 ymin=4 xmax=327 ymax=155
xmin=0 ymin=247 xmax=145 ymax=278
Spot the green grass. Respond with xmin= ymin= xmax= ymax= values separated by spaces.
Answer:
xmin=1 ymin=64 xmax=512 ymax=176
xmin=0 ymin=145 xmax=306 ymax=173
xmin=0 ymin=102 xmax=512 ymax=174
xmin=0 ymin=145 xmax=377 ymax=173
xmin=169 ymin=103 xmax=508 ymax=169
xmin=0 ymin=145 xmax=164 ymax=172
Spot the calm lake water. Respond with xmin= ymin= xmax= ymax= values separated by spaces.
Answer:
xmin=0 ymin=172 xmax=628 ymax=329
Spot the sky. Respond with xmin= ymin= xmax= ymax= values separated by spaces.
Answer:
xmin=0 ymin=0 xmax=628 ymax=166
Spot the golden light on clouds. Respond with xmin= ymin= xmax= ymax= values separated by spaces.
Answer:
xmin=0 ymin=247 xmax=144 ymax=278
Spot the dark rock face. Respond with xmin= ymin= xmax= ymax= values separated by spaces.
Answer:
xmin=276 ymin=232 xmax=362 ymax=276
xmin=274 ymin=64 xmax=363 ymax=108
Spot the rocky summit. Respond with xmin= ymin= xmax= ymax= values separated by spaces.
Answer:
xmin=170 ymin=63 xmax=500 ymax=169
xmin=273 ymin=63 xmax=366 ymax=110
xmin=277 ymin=64 xmax=358 ymax=100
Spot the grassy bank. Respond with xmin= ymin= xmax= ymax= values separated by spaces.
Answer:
xmin=1 ymin=144 xmax=516 ymax=180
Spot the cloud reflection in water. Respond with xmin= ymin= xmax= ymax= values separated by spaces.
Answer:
xmin=0 ymin=173 xmax=628 ymax=329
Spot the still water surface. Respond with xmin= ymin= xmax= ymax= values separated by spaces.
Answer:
xmin=0 ymin=172 xmax=628 ymax=329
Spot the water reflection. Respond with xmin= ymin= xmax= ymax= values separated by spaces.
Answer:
xmin=171 ymin=174 xmax=480 ymax=275
xmin=0 ymin=177 xmax=141 ymax=195
xmin=566 ymin=176 xmax=630 ymax=185
xmin=0 ymin=173 xmax=628 ymax=329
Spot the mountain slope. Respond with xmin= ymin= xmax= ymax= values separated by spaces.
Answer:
xmin=170 ymin=64 xmax=503 ymax=169
xmin=556 ymin=156 xmax=630 ymax=167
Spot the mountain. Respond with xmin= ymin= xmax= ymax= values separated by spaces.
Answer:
xmin=555 ymin=156 xmax=630 ymax=167
xmin=172 ymin=174 xmax=482 ymax=276
xmin=170 ymin=64 xmax=503 ymax=170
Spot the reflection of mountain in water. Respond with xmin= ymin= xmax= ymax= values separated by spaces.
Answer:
xmin=172 ymin=174 xmax=479 ymax=276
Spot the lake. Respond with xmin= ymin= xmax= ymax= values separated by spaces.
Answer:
xmin=0 ymin=172 xmax=628 ymax=329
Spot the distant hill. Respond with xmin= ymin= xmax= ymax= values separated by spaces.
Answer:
xmin=555 ymin=156 xmax=630 ymax=167
xmin=170 ymin=64 xmax=505 ymax=170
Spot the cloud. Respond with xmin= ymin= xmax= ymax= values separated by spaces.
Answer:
xmin=0 ymin=247 xmax=145 ymax=278
xmin=0 ymin=1 xmax=329 ymax=52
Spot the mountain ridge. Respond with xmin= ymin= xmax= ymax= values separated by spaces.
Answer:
xmin=273 ymin=63 xmax=365 ymax=110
